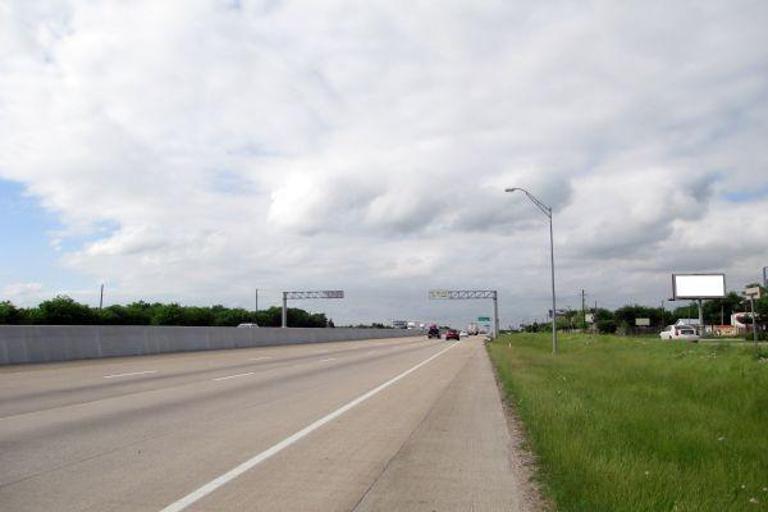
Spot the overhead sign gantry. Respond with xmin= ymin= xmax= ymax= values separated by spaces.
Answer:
xmin=428 ymin=289 xmax=499 ymax=338
xmin=281 ymin=290 xmax=344 ymax=328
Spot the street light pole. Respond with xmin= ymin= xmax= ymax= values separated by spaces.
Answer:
xmin=505 ymin=187 xmax=558 ymax=354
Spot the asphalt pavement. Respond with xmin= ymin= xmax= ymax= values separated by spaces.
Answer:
xmin=0 ymin=335 xmax=530 ymax=511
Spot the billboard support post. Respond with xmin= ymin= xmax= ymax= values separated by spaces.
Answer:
xmin=698 ymin=299 xmax=704 ymax=337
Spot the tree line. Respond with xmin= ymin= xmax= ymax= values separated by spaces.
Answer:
xmin=521 ymin=291 xmax=767 ymax=335
xmin=0 ymin=296 xmax=332 ymax=328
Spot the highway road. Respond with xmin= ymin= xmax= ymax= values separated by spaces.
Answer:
xmin=0 ymin=336 xmax=530 ymax=511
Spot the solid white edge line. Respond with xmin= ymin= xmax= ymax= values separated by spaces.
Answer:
xmin=103 ymin=370 xmax=157 ymax=379
xmin=319 ymin=358 xmax=336 ymax=362
xmin=159 ymin=342 xmax=458 ymax=512
xmin=212 ymin=372 xmax=255 ymax=382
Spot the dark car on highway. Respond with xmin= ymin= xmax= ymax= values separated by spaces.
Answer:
xmin=427 ymin=325 xmax=441 ymax=339
xmin=445 ymin=329 xmax=460 ymax=341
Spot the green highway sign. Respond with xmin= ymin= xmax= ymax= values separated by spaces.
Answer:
xmin=478 ymin=316 xmax=491 ymax=322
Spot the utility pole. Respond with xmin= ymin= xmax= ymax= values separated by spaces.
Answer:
xmin=745 ymin=285 xmax=762 ymax=349
xmin=581 ymin=289 xmax=586 ymax=327
xmin=750 ymin=296 xmax=757 ymax=348
xmin=254 ymin=288 xmax=258 ymax=313
xmin=99 ymin=284 xmax=104 ymax=310
xmin=282 ymin=292 xmax=288 ymax=328
xmin=661 ymin=299 xmax=665 ymax=326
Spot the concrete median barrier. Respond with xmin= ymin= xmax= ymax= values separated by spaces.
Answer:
xmin=0 ymin=326 xmax=416 ymax=365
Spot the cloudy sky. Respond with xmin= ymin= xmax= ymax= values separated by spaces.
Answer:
xmin=1 ymin=0 xmax=767 ymax=327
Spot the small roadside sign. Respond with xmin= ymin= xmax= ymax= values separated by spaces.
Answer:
xmin=745 ymin=286 xmax=762 ymax=299
xmin=478 ymin=316 xmax=491 ymax=322
xmin=635 ymin=318 xmax=651 ymax=326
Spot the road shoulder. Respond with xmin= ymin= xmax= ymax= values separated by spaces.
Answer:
xmin=353 ymin=339 xmax=541 ymax=511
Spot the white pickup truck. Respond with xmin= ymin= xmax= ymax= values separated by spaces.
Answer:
xmin=659 ymin=325 xmax=699 ymax=342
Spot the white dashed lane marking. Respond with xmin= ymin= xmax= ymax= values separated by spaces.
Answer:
xmin=103 ymin=371 xmax=157 ymax=379
xmin=213 ymin=372 xmax=255 ymax=382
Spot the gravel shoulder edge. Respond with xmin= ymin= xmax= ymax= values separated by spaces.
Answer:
xmin=484 ymin=342 xmax=554 ymax=512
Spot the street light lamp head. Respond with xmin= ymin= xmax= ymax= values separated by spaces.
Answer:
xmin=505 ymin=187 xmax=519 ymax=193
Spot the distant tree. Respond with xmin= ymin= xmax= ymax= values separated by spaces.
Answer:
xmin=30 ymin=295 xmax=98 ymax=325
xmin=97 ymin=305 xmax=126 ymax=325
xmin=614 ymin=304 xmax=662 ymax=332
xmin=256 ymin=307 xmax=283 ymax=327
xmin=0 ymin=301 xmax=24 ymax=324
xmin=672 ymin=302 xmax=700 ymax=323
xmin=150 ymin=303 xmax=186 ymax=326
xmin=522 ymin=322 xmax=546 ymax=333
xmin=181 ymin=306 xmax=215 ymax=326
xmin=702 ymin=292 xmax=744 ymax=325
xmin=1 ymin=298 xmax=333 ymax=328
xmin=585 ymin=308 xmax=616 ymax=334
xmin=123 ymin=302 xmax=153 ymax=325
xmin=211 ymin=306 xmax=253 ymax=326
xmin=97 ymin=303 xmax=152 ymax=325
xmin=596 ymin=319 xmax=617 ymax=334
xmin=748 ymin=293 xmax=767 ymax=330
xmin=555 ymin=316 xmax=572 ymax=330
xmin=308 ymin=312 xmax=328 ymax=328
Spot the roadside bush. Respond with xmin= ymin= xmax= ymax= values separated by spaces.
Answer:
xmin=596 ymin=319 xmax=617 ymax=334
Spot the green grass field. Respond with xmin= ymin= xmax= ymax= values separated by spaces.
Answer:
xmin=488 ymin=333 xmax=768 ymax=511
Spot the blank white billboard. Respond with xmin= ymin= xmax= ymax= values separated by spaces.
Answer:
xmin=672 ymin=274 xmax=726 ymax=299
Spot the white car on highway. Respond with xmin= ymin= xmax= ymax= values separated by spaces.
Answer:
xmin=659 ymin=325 xmax=699 ymax=342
